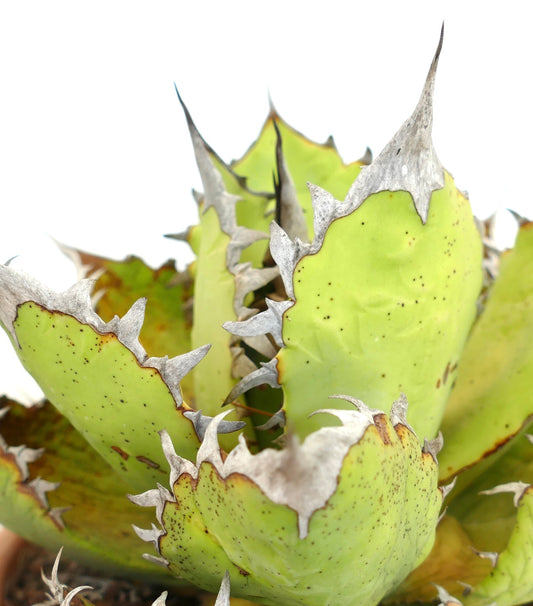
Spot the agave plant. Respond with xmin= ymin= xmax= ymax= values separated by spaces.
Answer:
xmin=1 ymin=29 xmax=533 ymax=606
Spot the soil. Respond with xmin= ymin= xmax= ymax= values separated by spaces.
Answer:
xmin=3 ymin=542 xmax=201 ymax=606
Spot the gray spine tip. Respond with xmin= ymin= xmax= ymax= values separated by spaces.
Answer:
xmin=473 ymin=549 xmax=499 ymax=568
xmin=183 ymin=409 xmax=246 ymax=441
xmin=434 ymin=584 xmax=463 ymax=606
xmin=423 ymin=432 xmax=444 ymax=462
xmin=480 ymin=481 xmax=530 ymax=507
xmin=214 ymin=571 xmax=231 ymax=606
xmin=223 ymin=358 xmax=281 ymax=405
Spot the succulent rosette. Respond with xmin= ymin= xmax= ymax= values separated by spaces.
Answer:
xmin=2 ymin=29 xmax=533 ymax=606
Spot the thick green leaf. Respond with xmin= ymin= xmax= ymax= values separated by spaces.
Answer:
xmin=278 ymin=173 xmax=482 ymax=440
xmin=439 ymin=222 xmax=533 ymax=482
xmin=0 ymin=397 xmax=174 ymax=583
xmin=463 ymin=485 xmax=533 ymax=606
xmin=4 ymin=298 xmax=200 ymax=492
xmin=77 ymin=252 xmax=196 ymax=402
xmin=149 ymin=406 xmax=442 ymax=606
xmin=232 ymin=112 xmax=365 ymax=240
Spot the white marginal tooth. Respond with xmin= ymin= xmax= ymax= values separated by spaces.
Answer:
xmin=145 ymin=344 xmax=211 ymax=405
xmin=0 ymin=266 xmax=101 ymax=342
xmin=158 ymin=429 xmax=198 ymax=487
xmin=456 ymin=581 xmax=473 ymax=596
xmin=143 ymin=554 xmax=170 ymax=569
xmin=440 ymin=477 xmax=456 ymax=501
xmin=390 ymin=393 xmax=414 ymax=433
xmin=113 ymin=298 xmax=148 ymax=362
xmin=434 ymin=584 xmax=463 ymax=606
xmin=344 ymin=25 xmax=445 ymax=224
xmin=256 ymin=409 xmax=286 ymax=431
xmin=357 ymin=147 xmax=373 ymax=165
xmin=128 ymin=488 xmax=161 ymax=508
xmin=192 ymin=188 xmax=203 ymax=205
xmin=214 ymin=570 xmax=231 ymax=606
xmin=58 ymin=280 xmax=107 ymax=332
xmin=151 ymin=590 xmax=169 ymax=605
xmin=473 ymin=549 xmax=499 ymax=568
xmin=181 ymin=92 xmax=238 ymax=233
xmin=480 ymin=481 xmax=530 ymax=507
xmin=128 ymin=485 xmax=174 ymax=526
xmin=274 ymin=121 xmax=309 ymax=242
xmin=7 ymin=444 xmax=44 ymax=481
xmin=48 ymin=507 xmax=71 ymax=530
xmin=437 ymin=506 xmax=447 ymax=526
xmin=269 ymin=222 xmax=309 ymax=300
xmin=28 ymin=477 xmax=61 ymax=509
xmin=508 ymin=208 xmax=530 ymax=226
xmin=183 ymin=409 xmax=246 ymax=442
xmin=308 ymin=183 xmax=340 ymax=252
xmin=423 ymin=432 xmax=444 ymax=463
xmin=223 ymin=358 xmax=281 ymax=405
xmin=132 ymin=523 xmax=165 ymax=553
xmin=312 ymin=405 xmax=375 ymax=431
xmin=226 ymin=227 xmax=269 ymax=269
xmin=328 ymin=394 xmax=381 ymax=424
xmin=196 ymin=411 xmax=234 ymax=469
xmin=224 ymin=299 xmax=292 ymax=349
xmin=233 ymin=264 xmax=279 ymax=317
xmin=525 ymin=434 xmax=533 ymax=445
xmin=0 ymin=406 xmax=11 ymax=421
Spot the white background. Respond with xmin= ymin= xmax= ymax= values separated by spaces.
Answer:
xmin=1 ymin=1 xmax=532 ymax=401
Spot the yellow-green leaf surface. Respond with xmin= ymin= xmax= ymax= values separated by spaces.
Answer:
xmin=190 ymin=205 xmax=238 ymax=414
xmin=78 ymin=252 xmax=195 ymax=401
xmin=439 ymin=222 xmax=533 ymax=482
xmin=463 ymin=486 xmax=533 ymax=606
xmin=10 ymin=302 xmax=200 ymax=492
xmin=277 ymin=172 xmax=482 ymax=440
xmin=386 ymin=515 xmax=492 ymax=604
xmin=157 ymin=413 xmax=441 ymax=606
xmin=392 ymin=429 xmax=533 ymax=604
xmin=447 ymin=430 xmax=533 ymax=556
xmin=0 ymin=398 xmax=175 ymax=584
xmin=232 ymin=112 xmax=365 ymax=240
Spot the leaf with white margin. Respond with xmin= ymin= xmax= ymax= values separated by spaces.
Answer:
xmin=71 ymin=251 xmax=197 ymax=403
xmin=225 ymin=29 xmax=482 ymax=442
xmin=0 ymin=264 xmax=204 ymax=492
xmin=179 ymin=93 xmax=277 ymax=445
xmin=274 ymin=38 xmax=481 ymax=440
xmin=390 ymin=426 xmax=533 ymax=603
xmin=230 ymin=104 xmax=367 ymax=242
xmin=0 ymin=399 xmax=176 ymax=584
xmin=134 ymin=398 xmax=442 ymax=606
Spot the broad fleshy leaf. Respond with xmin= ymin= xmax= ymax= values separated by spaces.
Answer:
xmin=439 ymin=221 xmax=533 ymax=483
xmin=0 ymin=265 xmax=204 ymax=492
xmin=135 ymin=401 xmax=442 ymax=606
xmin=0 ymin=398 xmax=175 ymax=582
